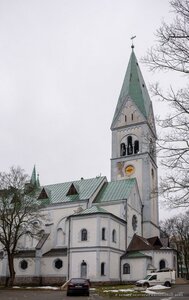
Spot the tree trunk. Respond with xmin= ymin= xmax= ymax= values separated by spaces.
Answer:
xmin=6 ymin=252 xmax=16 ymax=287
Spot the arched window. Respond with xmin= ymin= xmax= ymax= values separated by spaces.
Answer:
xmin=132 ymin=215 xmax=138 ymax=231
xmin=81 ymin=260 xmax=87 ymax=278
xmin=123 ymin=263 xmax=130 ymax=274
xmin=101 ymin=262 xmax=105 ymax=276
xmin=120 ymin=143 xmax=126 ymax=156
xmin=112 ymin=229 xmax=116 ymax=243
xmin=127 ymin=136 xmax=133 ymax=155
xmin=81 ymin=229 xmax=87 ymax=241
xmin=159 ymin=259 xmax=166 ymax=270
xmin=102 ymin=228 xmax=106 ymax=240
xmin=134 ymin=140 xmax=139 ymax=154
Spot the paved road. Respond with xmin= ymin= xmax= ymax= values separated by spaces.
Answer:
xmin=0 ymin=285 xmax=188 ymax=300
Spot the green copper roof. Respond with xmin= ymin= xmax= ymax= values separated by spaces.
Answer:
xmin=112 ymin=49 xmax=152 ymax=126
xmin=122 ymin=251 xmax=151 ymax=259
xmin=94 ymin=178 xmax=136 ymax=203
xmin=42 ymin=176 xmax=106 ymax=204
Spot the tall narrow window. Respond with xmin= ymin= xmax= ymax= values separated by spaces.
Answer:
xmin=123 ymin=263 xmax=130 ymax=274
xmin=81 ymin=229 xmax=87 ymax=241
xmin=125 ymin=115 xmax=127 ymax=122
xmin=134 ymin=140 xmax=139 ymax=154
xmin=120 ymin=143 xmax=126 ymax=156
xmin=112 ymin=229 xmax=116 ymax=243
xmin=102 ymin=228 xmax=106 ymax=240
xmin=127 ymin=136 xmax=133 ymax=155
xmin=81 ymin=260 xmax=87 ymax=278
xmin=101 ymin=262 xmax=105 ymax=275
xmin=131 ymin=113 xmax=134 ymax=121
xmin=159 ymin=259 xmax=166 ymax=270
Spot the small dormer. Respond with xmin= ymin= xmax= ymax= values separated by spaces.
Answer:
xmin=66 ymin=183 xmax=79 ymax=196
xmin=37 ymin=188 xmax=49 ymax=200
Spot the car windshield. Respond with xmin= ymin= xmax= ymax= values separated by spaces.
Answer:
xmin=143 ymin=275 xmax=152 ymax=280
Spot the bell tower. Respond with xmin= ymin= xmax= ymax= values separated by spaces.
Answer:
xmin=111 ymin=47 xmax=159 ymax=238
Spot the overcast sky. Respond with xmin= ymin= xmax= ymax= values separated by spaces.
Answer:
xmin=0 ymin=0 xmax=180 ymax=219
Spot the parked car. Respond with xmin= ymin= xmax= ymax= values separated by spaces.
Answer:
xmin=135 ymin=270 xmax=176 ymax=288
xmin=67 ymin=278 xmax=90 ymax=296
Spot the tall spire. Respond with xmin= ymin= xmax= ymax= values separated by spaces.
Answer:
xmin=30 ymin=165 xmax=37 ymax=186
xmin=36 ymin=173 xmax=40 ymax=188
xmin=30 ymin=165 xmax=40 ymax=188
xmin=111 ymin=48 xmax=152 ymax=128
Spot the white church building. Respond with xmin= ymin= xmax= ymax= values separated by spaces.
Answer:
xmin=0 ymin=47 xmax=177 ymax=285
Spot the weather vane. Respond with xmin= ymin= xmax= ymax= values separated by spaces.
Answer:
xmin=131 ymin=35 xmax=136 ymax=49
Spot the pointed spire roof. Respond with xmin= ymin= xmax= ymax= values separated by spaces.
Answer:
xmin=30 ymin=165 xmax=37 ymax=186
xmin=30 ymin=165 xmax=40 ymax=188
xmin=112 ymin=48 xmax=152 ymax=127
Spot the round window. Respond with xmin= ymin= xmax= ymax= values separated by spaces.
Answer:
xmin=20 ymin=259 xmax=28 ymax=270
xmin=54 ymin=259 xmax=63 ymax=269
xmin=132 ymin=215 xmax=138 ymax=231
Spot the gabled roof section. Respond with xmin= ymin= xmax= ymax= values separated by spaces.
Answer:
xmin=127 ymin=234 xmax=153 ymax=251
xmin=73 ymin=205 xmax=109 ymax=216
xmin=94 ymin=178 xmax=136 ymax=203
xmin=37 ymin=187 xmax=50 ymax=200
xmin=42 ymin=176 xmax=106 ymax=204
xmin=127 ymin=234 xmax=163 ymax=252
xmin=66 ymin=183 xmax=79 ymax=196
xmin=43 ymin=248 xmax=67 ymax=257
xmin=111 ymin=49 xmax=152 ymax=127
xmin=147 ymin=236 xmax=163 ymax=249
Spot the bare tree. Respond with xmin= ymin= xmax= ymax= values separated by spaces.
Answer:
xmin=143 ymin=0 xmax=189 ymax=207
xmin=160 ymin=211 xmax=189 ymax=278
xmin=0 ymin=166 xmax=44 ymax=286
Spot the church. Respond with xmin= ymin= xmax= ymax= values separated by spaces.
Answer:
xmin=0 ymin=47 xmax=177 ymax=285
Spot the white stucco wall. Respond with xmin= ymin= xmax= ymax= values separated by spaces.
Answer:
xmin=152 ymin=250 xmax=177 ymax=271
xmin=121 ymin=257 xmax=150 ymax=281
xmin=14 ymin=258 xmax=35 ymax=276
xmin=69 ymin=251 xmax=97 ymax=280
xmin=41 ymin=256 xmax=68 ymax=277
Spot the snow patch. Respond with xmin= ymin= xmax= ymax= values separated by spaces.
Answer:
xmin=148 ymin=285 xmax=171 ymax=290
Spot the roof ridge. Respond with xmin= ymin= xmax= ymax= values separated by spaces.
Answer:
xmin=45 ymin=176 xmax=106 ymax=188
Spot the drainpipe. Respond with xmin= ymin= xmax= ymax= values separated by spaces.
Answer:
xmin=125 ymin=199 xmax=127 ymax=250
xmin=68 ymin=217 xmax=71 ymax=280
xmin=120 ymin=256 xmax=122 ymax=283
xmin=141 ymin=204 xmax=144 ymax=236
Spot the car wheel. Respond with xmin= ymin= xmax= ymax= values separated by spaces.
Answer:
xmin=143 ymin=282 xmax=149 ymax=288
xmin=164 ymin=281 xmax=171 ymax=287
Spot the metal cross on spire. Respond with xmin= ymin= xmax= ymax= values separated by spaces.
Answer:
xmin=131 ymin=35 xmax=136 ymax=49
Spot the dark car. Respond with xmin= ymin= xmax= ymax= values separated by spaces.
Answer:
xmin=67 ymin=278 xmax=90 ymax=296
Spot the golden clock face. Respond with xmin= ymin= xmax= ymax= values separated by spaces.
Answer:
xmin=125 ymin=165 xmax=135 ymax=176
